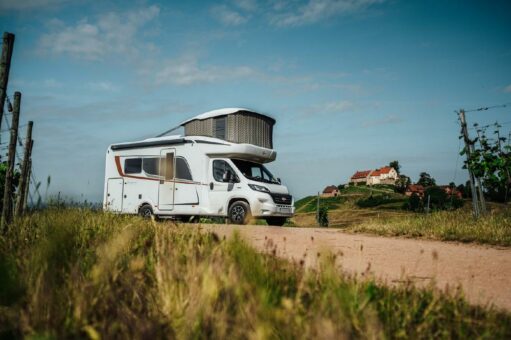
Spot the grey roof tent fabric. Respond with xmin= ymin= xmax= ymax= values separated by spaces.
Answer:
xmin=183 ymin=110 xmax=275 ymax=149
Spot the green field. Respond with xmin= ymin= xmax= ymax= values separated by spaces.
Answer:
xmin=293 ymin=186 xmax=511 ymax=247
xmin=1 ymin=209 xmax=510 ymax=338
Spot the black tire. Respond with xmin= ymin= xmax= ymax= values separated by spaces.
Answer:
xmin=139 ymin=205 xmax=153 ymax=219
xmin=228 ymin=201 xmax=250 ymax=225
xmin=265 ymin=217 xmax=287 ymax=226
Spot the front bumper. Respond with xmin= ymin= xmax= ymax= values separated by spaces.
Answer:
xmin=250 ymin=193 xmax=295 ymax=217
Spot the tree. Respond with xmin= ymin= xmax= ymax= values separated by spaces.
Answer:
xmin=424 ymin=186 xmax=447 ymax=210
xmin=389 ymin=160 xmax=401 ymax=175
xmin=463 ymin=122 xmax=511 ymax=202
xmin=395 ymin=175 xmax=411 ymax=193
xmin=417 ymin=172 xmax=436 ymax=187
xmin=406 ymin=193 xmax=422 ymax=212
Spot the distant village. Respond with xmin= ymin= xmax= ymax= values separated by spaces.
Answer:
xmin=321 ymin=163 xmax=463 ymax=199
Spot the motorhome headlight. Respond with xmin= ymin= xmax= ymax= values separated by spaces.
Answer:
xmin=248 ymin=184 xmax=270 ymax=193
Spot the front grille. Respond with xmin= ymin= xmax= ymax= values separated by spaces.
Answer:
xmin=270 ymin=193 xmax=292 ymax=205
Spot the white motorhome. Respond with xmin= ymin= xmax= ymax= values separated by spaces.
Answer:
xmin=103 ymin=108 xmax=294 ymax=225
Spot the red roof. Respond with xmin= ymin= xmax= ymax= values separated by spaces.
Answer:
xmin=378 ymin=166 xmax=394 ymax=174
xmin=370 ymin=169 xmax=381 ymax=177
xmin=406 ymin=184 xmax=424 ymax=193
xmin=323 ymin=185 xmax=338 ymax=193
xmin=351 ymin=170 xmax=371 ymax=179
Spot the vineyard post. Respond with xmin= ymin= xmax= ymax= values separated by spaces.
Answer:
xmin=0 ymin=32 xmax=15 ymax=142
xmin=458 ymin=109 xmax=481 ymax=218
xmin=16 ymin=120 xmax=33 ymax=217
xmin=24 ymin=158 xmax=32 ymax=210
xmin=1 ymin=91 xmax=21 ymax=231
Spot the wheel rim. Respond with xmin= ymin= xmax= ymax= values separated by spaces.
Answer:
xmin=231 ymin=205 xmax=245 ymax=222
xmin=142 ymin=208 xmax=152 ymax=217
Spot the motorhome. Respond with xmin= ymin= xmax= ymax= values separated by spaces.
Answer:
xmin=103 ymin=108 xmax=294 ymax=225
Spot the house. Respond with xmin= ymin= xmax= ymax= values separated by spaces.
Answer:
xmin=439 ymin=186 xmax=463 ymax=199
xmin=350 ymin=166 xmax=398 ymax=186
xmin=350 ymin=170 xmax=372 ymax=185
xmin=321 ymin=185 xmax=339 ymax=197
xmin=405 ymin=184 xmax=425 ymax=198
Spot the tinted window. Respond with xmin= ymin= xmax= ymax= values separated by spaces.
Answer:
xmin=213 ymin=160 xmax=237 ymax=182
xmin=215 ymin=116 xmax=226 ymax=140
xmin=124 ymin=158 xmax=142 ymax=174
xmin=175 ymin=157 xmax=193 ymax=181
xmin=143 ymin=157 xmax=160 ymax=176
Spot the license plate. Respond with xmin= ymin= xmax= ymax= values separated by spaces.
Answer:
xmin=278 ymin=207 xmax=291 ymax=214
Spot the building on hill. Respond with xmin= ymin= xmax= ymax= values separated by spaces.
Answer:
xmin=350 ymin=166 xmax=398 ymax=186
xmin=350 ymin=170 xmax=372 ymax=185
xmin=405 ymin=184 xmax=425 ymax=198
xmin=321 ymin=185 xmax=339 ymax=197
xmin=439 ymin=186 xmax=463 ymax=199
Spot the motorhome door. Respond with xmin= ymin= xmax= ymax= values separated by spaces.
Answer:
xmin=158 ymin=149 xmax=175 ymax=211
xmin=208 ymin=159 xmax=237 ymax=215
xmin=106 ymin=178 xmax=123 ymax=212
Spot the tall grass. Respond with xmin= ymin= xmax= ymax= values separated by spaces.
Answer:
xmin=350 ymin=208 xmax=511 ymax=246
xmin=0 ymin=209 xmax=510 ymax=338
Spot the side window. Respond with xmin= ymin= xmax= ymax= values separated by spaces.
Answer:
xmin=142 ymin=157 xmax=160 ymax=176
xmin=175 ymin=157 xmax=193 ymax=181
xmin=125 ymin=158 xmax=142 ymax=174
xmin=213 ymin=160 xmax=237 ymax=182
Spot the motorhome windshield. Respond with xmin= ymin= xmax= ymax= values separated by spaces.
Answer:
xmin=231 ymin=159 xmax=279 ymax=184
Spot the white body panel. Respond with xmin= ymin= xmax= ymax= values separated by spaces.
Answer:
xmin=103 ymin=135 xmax=294 ymax=219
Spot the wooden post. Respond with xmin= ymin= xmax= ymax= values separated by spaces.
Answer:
xmin=24 ymin=157 xmax=32 ymax=210
xmin=458 ymin=109 xmax=480 ymax=218
xmin=15 ymin=121 xmax=33 ymax=217
xmin=316 ymin=192 xmax=320 ymax=225
xmin=0 ymin=33 xmax=15 ymax=139
xmin=1 ymin=91 xmax=20 ymax=231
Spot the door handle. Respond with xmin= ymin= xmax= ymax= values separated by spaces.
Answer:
xmin=210 ymin=182 xmax=214 ymax=190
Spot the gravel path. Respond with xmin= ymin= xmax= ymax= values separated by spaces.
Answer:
xmin=198 ymin=225 xmax=511 ymax=312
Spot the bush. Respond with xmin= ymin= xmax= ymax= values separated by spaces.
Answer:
xmin=317 ymin=206 xmax=329 ymax=227
xmin=405 ymin=193 xmax=423 ymax=212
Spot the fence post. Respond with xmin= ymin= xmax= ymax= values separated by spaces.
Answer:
xmin=0 ymin=32 xmax=15 ymax=142
xmin=16 ymin=121 xmax=33 ymax=217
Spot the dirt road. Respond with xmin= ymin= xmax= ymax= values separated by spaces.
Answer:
xmin=198 ymin=225 xmax=511 ymax=312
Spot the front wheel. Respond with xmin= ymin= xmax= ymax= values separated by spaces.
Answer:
xmin=228 ymin=201 xmax=251 ymax=225
xmin=265 ymin=217 xmax=287 ymax=226
xmin=139 ymin=205 xmax=153 ymax=219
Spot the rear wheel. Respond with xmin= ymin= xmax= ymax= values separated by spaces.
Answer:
xmin=265 ymin=217 xmax=287 ymax=226
xmin=139 ymin=205 xmax=153 ymax=219
xmin=228 ymin=201 xmax=250 ymax=225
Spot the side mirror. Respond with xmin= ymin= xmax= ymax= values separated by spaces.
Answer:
xmin=277 ymin=178 xmax=281 ymax=184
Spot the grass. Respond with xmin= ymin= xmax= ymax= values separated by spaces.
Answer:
xmin=295 ymin=195 xmax=346 ymax=213
xmin=348 ymin=208 xmax=511 ymax=247
xmin=1 ymin=208 xmax=510 ymax=338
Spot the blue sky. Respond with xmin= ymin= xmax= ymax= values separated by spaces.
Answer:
xmin=1 ymin=0 xmax=510 ymax=202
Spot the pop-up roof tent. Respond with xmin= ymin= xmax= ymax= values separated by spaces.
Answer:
xmin=180 ymin=108 xmax=276 ymax=149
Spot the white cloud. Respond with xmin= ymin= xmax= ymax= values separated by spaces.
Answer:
xmin=363 ymin=115 xmax=402 ymax=127
xmin=233 ymin=0 xmax=258 ymax=11
xmin=504 ymin=84 xmax=511 ymax=93
xmin=149 ymin=55 xmax=256 ymax=86
xmin=269 ymin=0 xmax=385 ymax=27
xmin=0 ymin=0 xmax=66 ymax=11
xmin=87 ymin=81 xmax=119 ymax=92
xmin=210 ymin=5 xmax=249 ymax=26
xmin=38 ymin=5 xmax=160 ymax=60
xmin=323 ymin=100 xmax=354 ymax=112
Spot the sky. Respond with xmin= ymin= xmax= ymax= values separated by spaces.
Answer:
xmin=0 ymin=0 xmax=510 ymax=202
